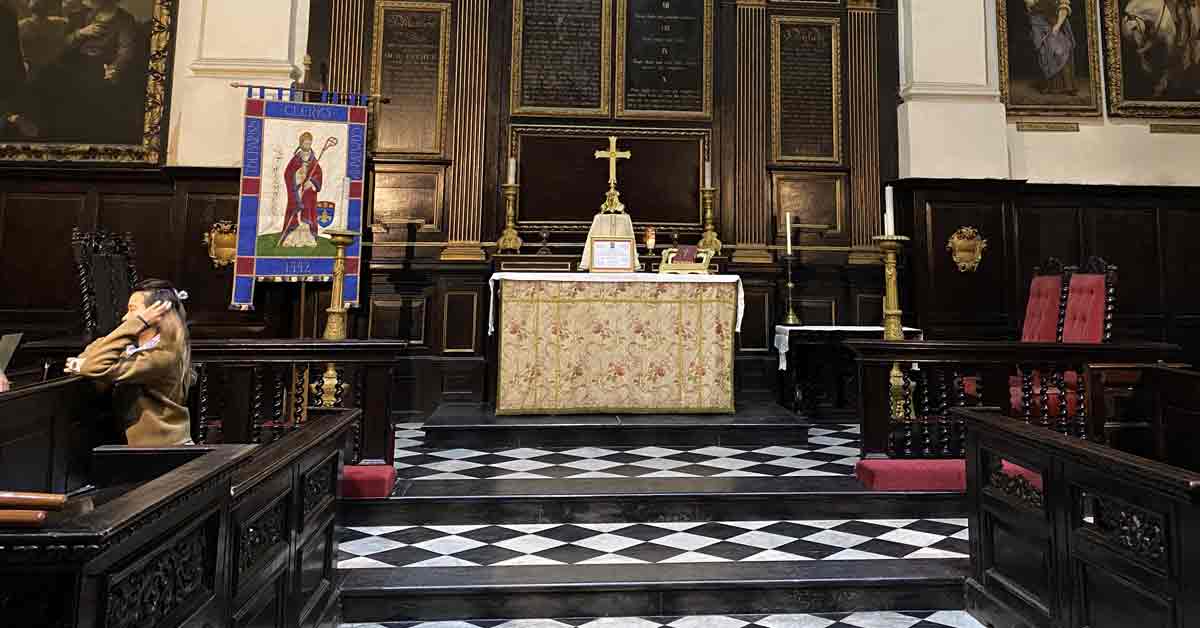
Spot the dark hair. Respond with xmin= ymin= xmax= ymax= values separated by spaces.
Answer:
xmin=132 ymin=278 xmax=193 ymax=392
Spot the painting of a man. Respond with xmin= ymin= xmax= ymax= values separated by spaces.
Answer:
xmin=279 ymin=132 xmax=324 ymax=248
xmin=998 ymin=0 xmax=1102 ymax=115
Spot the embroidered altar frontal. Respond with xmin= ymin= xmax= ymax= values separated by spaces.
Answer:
xmin=496 ymin=276 xmax=739 ymax=414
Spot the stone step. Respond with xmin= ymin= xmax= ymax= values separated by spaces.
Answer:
xmin=340 ymin=560 xmax=968 ymax=623
xmin=421 ymin=403 xmax=810 ymax=449
xmin=342 ymin=476 xmax=966 ymax=526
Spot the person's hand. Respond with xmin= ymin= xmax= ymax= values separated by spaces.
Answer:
xmin=76 ymin=23 xmax=104 ymax=38
xmin=134 ymin=300 xmax=173 ymax=328
xmin=1052 ymin=23 xmax=1062 ymax=35
xmin=103 ymin=64 xmax=117 ymax=81
xmin=0 ymin=371 xmax=9 ymax=393
xmin=305 ymin=180 xmax=317 ymax=192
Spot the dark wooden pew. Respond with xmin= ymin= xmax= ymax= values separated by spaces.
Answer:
xmin=0 ymin=407 xmax=359 ymax=628
xmin=844 ymin=340 xmax=1181 ymax=459
xmin=959 ymin=406 xmax=1200 ymax=628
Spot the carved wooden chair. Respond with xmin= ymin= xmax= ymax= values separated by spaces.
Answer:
xmin=71 ymin=228 xmax=140 ymax=342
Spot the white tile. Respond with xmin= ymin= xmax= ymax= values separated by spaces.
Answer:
xmin=413 ymin=535 xmax=487 ymax=555
xmin=579 ymin=523 xmax=635 ymax=533
xmin=951 ymin=528 xmax=971 ymax=540
xmin=409 ymin=622 xmax=486 ymax=628
xmin=347 ymin=526 xmax=409 ymax=536
xmin=924 ymin=611 xmax=987 ymax=628
xmin=413 ymin=472 xmax=476 ymax=481
xmin=493 ymin=620 xmax=575 ymax=628
xmin=691 ymin=446 xmax=745 ymax=458
xmin=905 ymin=547 xmax=968 ymax=559
xmin=493 ymin=534 xmax=566 ymax=554
xmin=840 ymin=611 xmax=924 ymax=628
xmin=725 ymin=521 xmax=778 ymax=530
xmin=754 ymin=446 xmax=808 ymax=457
xmin=815 ymin=445 xmax=862 ymax=457
xmin=576 ymin=553 xmax=649 ymax=565
xmin=823 ymin=548 xmax=896 ymax=561
xmin=728 ymin=530 xmax=799 ymax=550
xmin=404 ymin=555 xmax=480 ymax=568
xmin=562 ymin=458 xmax=625 ymax=471
xmin=782 ymin=469 xmax=838 ymax=477
xmin=490 ymin=555 xmax=566 ymax=567
xmin=501 ymin=524 xmax=560 ymax=533
xmin=394 ymin=449 xmax=424 ymax=459
xmin=788 ymin=520 xmax=851 ymax=529
xmin=428 ymin=525 xmax=488 ymax=534
xmin=572 ymin=533 xmax=644 ymax=553
xmin=931 ymin=518 xmax=969 ymax=527
xmin=565 ymin=471 xmax=626 ymax=479
xmin=648 ymin=522 xmax=706 ymax=531
xmin=695 ymin=457 xmax=760 ymax=470
xmin=495 ymin=448 xmax=554 ymax=459
xmin=659 ymin=551 xmax=731 ymax=563
xmin=642 ymin=470 xmax=699 ymax=478
xmin=860 ymin=519 xmax=918 ymax=529
xmin=423 ymin=460 xmax=484 ymax=473
xmin=394 ymin=439 xmax=424 ymax=448
xmin=768 ymin=457 xmax=828 ymax=470
xmin=844 ymin=425 xmax=862 ymax=434
xmin=492 ymin=472 xmax=553 ymax=480
xmin=668 ymin=616 xmax=753 ymax=628
xmin=561 ymin=447 xmax=621 ymax=458
xmin=755 ymin=615 xmax=838 ymax=628
xmin=430 ymin=448 xmax=487 ymax=460
xmin=336 ymin=556 xmax=395 ymax=569
xmin=829 ymin=457 xmax=861 ymax=466
xmin=492 ymin=458 xmax=555 ymax=472
xmin=628 ymin=446 xmax=684 ymax=458
xmin=742 ymin=550 xmax=813 ymax=562
xmin=577 ymin=619 xmax=661 ymax=628
xmin=341 ymin=623 xmax=392 ymax=628
xmin=650 ymin=532 xmax=721 ymax=551
xmin=808 ymin=436 xmax=853 ymax=446
xmin=713 ymin=470 xmax=770 ymax=478
xmin=339 ymin=536 xmax=405 ymax=556
xmin=877 ymin=528 xmax=948 ymax=547
xmin=631 ymin=457 xmax=693 ymax=470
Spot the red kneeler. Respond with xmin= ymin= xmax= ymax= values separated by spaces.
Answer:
xmin=856 ymin=459 xmax=1042 ymax=493
xmin=340 ymin=464 xmax=397 ymax=498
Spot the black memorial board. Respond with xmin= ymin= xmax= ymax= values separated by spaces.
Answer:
xmin=771 ymin=16 xmax=842 ymax=164
xmin=512 ymin=0 xmax=612 ymax=117
xmin=616 ymin=0 xmax=712 ymax=119
xmin=513 ymin=130 xmax=705 ymax=229
xmin=371 ymin=1 xmax=451 ymax=154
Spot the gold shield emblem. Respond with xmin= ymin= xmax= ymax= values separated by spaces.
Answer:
xmin=203 ymin=221 xmax=238 ymax=268
xmin=946 ymin=227 xmax=987 ymax=273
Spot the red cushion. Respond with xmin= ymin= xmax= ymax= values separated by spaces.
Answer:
xmin=855 ymin=459 xmax=965 ymax=492
xmin=1008 ymin=373 xmax=1081 ymax=418
xmin=340 ymin=464 xmax=397 ymax=499
xmin=1062 ymin=273 xmax=1106 ymax=344
xmin=1000 ymin=460 xmax=1044 ymax=491
xmin=1021 ymin=275 xmax=1063 ymax=342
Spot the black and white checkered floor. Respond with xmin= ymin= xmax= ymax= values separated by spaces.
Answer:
xmin=342 ymin=611 xmax=985 ymax=628
xmin=392 ymin=424 xmax=862 ymax=481
xmin=337 ymin=517 xmax=969 ymax=569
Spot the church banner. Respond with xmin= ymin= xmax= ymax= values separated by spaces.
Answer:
xmin=231 ymin=95 xmax=368 ymax=310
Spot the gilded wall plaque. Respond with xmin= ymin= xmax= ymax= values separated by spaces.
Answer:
xmin=615 ymin=0 xmax=713 ymax=120
xmin=771 ymin=16 xmax=843 ymax=165
xmin=947 ymin=226 xmax=987 ymax=273
xmin=371 ymin=1 xmax=451 ymax=154
xmin=511 ymin=0 xmax=613 ymax=117
xmin=371 ymin=164 xmax=445 ymax=231
xmin=772 ymin=172 xmax=846 ymax=243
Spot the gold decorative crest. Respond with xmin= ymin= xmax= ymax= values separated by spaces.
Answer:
xmin=203 ymin=221 xmax=238 ymax=268
xmin=946 ymin=227 xmax=987 ymax=273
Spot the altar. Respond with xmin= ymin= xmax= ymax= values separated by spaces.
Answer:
xmin=489 ymin=272 xmax=743 ymax=415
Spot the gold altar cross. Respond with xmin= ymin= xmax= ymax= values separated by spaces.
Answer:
xmin=594 ymin=136 xmax=631 ymax=189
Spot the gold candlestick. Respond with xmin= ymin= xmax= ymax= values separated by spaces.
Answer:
xmin=497 ymin=183 xmax=523 ymax=253
xmin=698 ymin=187 xmax=722 ymax=254
xmin=783 ymin=254 xmax=801 ymax=325
xmin=875 ymin=234 xmax=911 ymax=423
xmin=320 ymin=228 xmax=358 ymax=407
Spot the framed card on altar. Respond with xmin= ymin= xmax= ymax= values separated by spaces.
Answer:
xmin=588 ymin=237 xmax=636 ymax=273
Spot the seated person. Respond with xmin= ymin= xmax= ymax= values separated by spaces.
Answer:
xmin=65 ymin=279 xmax=195 ymax=446
xmin=0 ymin=371 xmax=7 ymax=392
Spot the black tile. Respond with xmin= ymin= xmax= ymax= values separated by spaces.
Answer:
xmin=384 ymin=527 xmax=448 ymax=545
xmin=367 ymin=545 xmax=445 ymax=567
xmin=616 ymin=542 xmax=689 ymax=563
xmin=537 ymin=525 xmax=601 ymax=544
xmin=459 ymin=525 xmax=530 ymax=544
xmin=688 ymin=522 xmax=757 ymax=540
xmin=530 ymin=543 xmax=608 ymax=564
xmin=906 ymin=519 xmax=966 ymax=537
xmin=852 ymin=538 xmax=922 ymax=558
xmin=930 ymin=537 xmax=971 ymax=556
xmin=614 ymin=525 xmax=681 ymax=542
xmin=757 ymin=521 xmax=825 ymax=538
xmin=771 ymin=539 xmax=843 ymax=560
xmin=692 ymin=541 xmax=767 ymax=561
xmin=339 ymin=528 xmax=371 ymax=543
xmin=832 ymin=521 xmax=899 ymax=538
xmin=451 ymin=544 xmax=529 ymax=566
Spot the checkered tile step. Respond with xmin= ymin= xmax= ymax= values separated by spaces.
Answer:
xmin=342 ymin=610 xmax=984 ymax=628
xmin=393 ymin=424 xmax=862 ymax=481
xmin=337 ymin=518 xmax=968 ymax=569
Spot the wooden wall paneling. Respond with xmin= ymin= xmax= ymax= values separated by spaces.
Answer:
xmin=1083 ymin=205 xmax=1164 ymax=340
xmin=1162 ymin=207 xmax=1200 ymax=362
xmin=1013 ymin=200 xmax=1082 ymax=322
xmin=0 ymin=191 xmax=89 ymax=336
xmin=97 ymin=193 xmax=176 ymax=283
xmin=913 ymin=192 xmax=1013 ymax=338
xmin=856 ymin=293 xmax=883 ymax=325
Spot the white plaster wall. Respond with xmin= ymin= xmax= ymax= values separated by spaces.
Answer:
xmin=166 ymin=0 xmax=310 ymax=167
xmin=900 ymin=0 xmax=1200 ymax=186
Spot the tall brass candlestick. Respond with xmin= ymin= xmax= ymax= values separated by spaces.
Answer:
xmin=321 ymin=228 xmax=358 ymax=408
xmin=698 ymin=187 xmax=722 ymax=254
xmin=874 ymin=234 xmax=911 ymax=424
xmin=783 ymin=254 xmax=801 ymax=325
xmin=497 ymin=183 xmax=523 ymax=253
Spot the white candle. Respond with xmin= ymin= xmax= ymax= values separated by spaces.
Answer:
xmin=507 ymin=157 xmax=517 ymax=185
xmin=704 ymin=161 xmax=712 ymax=188
xmin=884 ymin=185 xmax=895 ymax=236
xmin=785 ymin=212 xmax=792 ymax=256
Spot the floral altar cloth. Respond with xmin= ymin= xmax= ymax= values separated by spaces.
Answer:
xmin=489 ymin=272 xmax=744 ymax=415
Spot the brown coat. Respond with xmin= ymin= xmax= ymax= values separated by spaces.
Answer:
xmin=75 ymin=317 xmax=193 ymax=446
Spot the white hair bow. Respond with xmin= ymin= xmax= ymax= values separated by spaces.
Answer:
xmin=175 ymin=289 xmax=189 ymax=302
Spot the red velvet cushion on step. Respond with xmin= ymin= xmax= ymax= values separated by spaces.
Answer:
xmin=1000 ymin=460 xmax=1044 ymax=491
xmin=340 ymin=464 xmax=397 ymax=499
xmin=1062 ymin=273 xmax=1106 ymax=343
xmin=855 ymin=459 xmax=965 ymax=492
xmin=1021 ymin=275 xmax=1064 ymax=342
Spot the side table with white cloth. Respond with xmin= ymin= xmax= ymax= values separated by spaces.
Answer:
xmin=774 ymin=325 xmax=922 ymax=421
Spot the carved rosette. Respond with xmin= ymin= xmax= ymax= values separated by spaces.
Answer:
xmin=237 ymin=499 xmax=288 ymax=576
xmin=1092 ymin=495 xmax=1167 ymax=565
xmin=302 ymin=460 xmax=336 ymax=518
xmin=104 ymin=525 xmax=210 ymax=628
xmin=987 ymin=467 xmax=1045 ymax=510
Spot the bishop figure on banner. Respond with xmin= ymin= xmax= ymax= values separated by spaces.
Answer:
xmin=579 ymin=136 xmax=639 ymax=270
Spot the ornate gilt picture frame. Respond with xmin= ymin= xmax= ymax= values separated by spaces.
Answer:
xmin=511 ymin=0 xmax=613 ymax=118
xmin=0 ymin=0 xmax=178 ymax=164
xmin=770 ymin=16 xmax=843 ymax=165
xmin=997 ymin=0 xmax=1103 ymax=117
xmin=1101 ymin=0 xmax=1200 ymax=118
xmin=370 ymin=0 xmax=451 ymax=155
xmin=614 ymin=0 xmax=713 ymax=120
